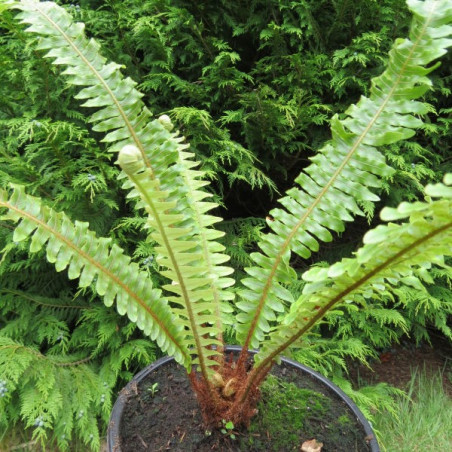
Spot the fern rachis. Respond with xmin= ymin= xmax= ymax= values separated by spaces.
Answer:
xmin=236 ymin=0 xmax=450 ymax=352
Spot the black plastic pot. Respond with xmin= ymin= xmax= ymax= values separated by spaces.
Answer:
xmin=107 ymin=346 xmax=379 ymax=451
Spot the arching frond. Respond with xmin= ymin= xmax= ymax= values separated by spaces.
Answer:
xmin=236 ymin=0 xmax=452 ymax=349
xmin=13 ymin=0 xmax=235 ymax=375
xmin=118 ymin=146 xmax=232 ymax=373
xmin=253 ymin=176 xmax=452 ymax=370
xmin=0 ymin=185 xmax=190 ymax=368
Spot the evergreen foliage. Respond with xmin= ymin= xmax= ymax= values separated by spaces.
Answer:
xmin=0 ymin=287 xmax=157 ymax=450
xmin=0 ymin=0 xmax=451 ymax=449
xmin=60 ymin=0 xmax=452 ymax=352
xmin=61 ymin=0 xmax=450 ymax=210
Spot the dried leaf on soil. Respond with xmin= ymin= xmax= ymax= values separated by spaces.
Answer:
xmin=301 ymin=438 xmax=323 ymax=452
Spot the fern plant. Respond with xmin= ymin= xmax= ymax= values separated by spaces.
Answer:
xmin=1 ymin=0 xmax=451 ymax=446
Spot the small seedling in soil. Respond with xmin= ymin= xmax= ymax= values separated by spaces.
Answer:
xmin=220 ymin=419 xmax=236 ymax=440
xmin=147 ymin=383 xmax=159 ymax=398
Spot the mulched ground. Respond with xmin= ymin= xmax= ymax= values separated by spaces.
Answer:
xmin=348 ymin=334 xmax=452 ymax=396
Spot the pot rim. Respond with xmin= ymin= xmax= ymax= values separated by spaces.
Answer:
xmin=107 ymin=345 xmax=379 ymax=451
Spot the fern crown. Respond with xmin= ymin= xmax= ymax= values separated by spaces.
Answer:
xmin=1 ymin=0 xmax=451 ymax=384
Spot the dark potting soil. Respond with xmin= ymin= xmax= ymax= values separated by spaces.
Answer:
xmin=117 ymin=359 xmax=372 ymax=451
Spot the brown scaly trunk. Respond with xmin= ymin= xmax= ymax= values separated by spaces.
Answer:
xmin=188 ymin=350 xmax=274 ymax=428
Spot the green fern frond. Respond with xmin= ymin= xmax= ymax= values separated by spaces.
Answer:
xmin=118 ymin=146 xmax=233 ymax=372
xmin=253 ymin=176 xmax=452 ymax=370
xmin=0 ymin=185 xmax=190 ymax=367
xmin=175 ymin=148 xmax=236 ymax=347
xmin=13 ymin=0 xmax=235 ymax=375
xmin=13 ymin=0 xmax=180 ymax=181
xmin=236 ymin=0 xmax=452 ymax=349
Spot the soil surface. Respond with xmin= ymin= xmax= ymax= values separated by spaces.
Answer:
xmin=348 ymin=335 xmax=452 ymax=396
xmin=116 ymin=355 xmax=372 ymax=452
